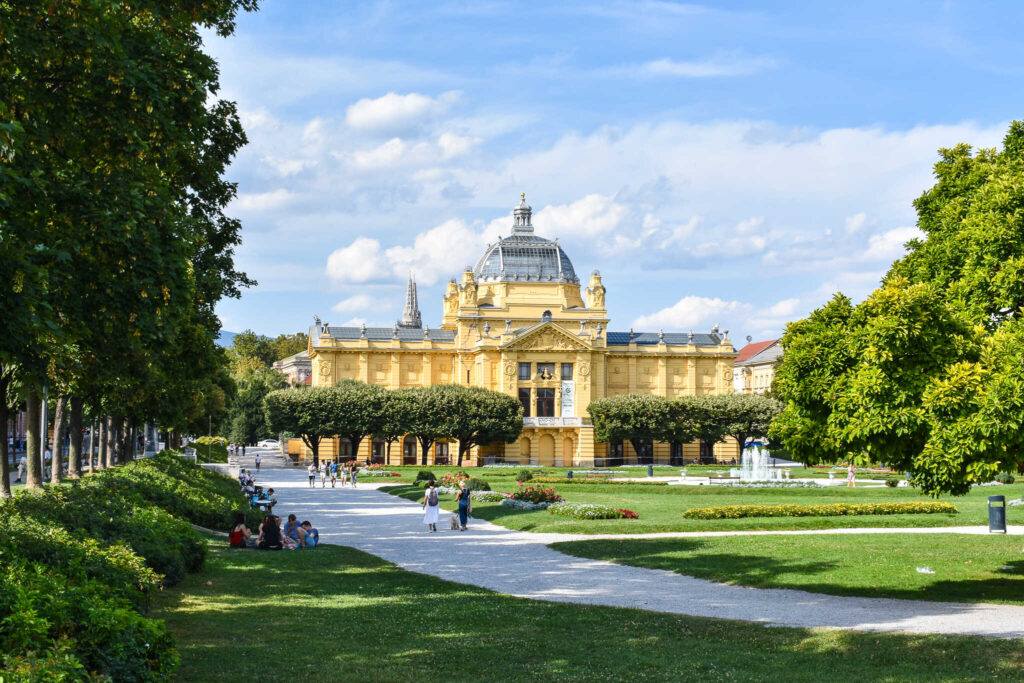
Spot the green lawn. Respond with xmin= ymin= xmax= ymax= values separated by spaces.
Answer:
xmin=553 ymin=534 xmax=1024 ymax=605
xmin=154 ymin=538 xmax=1024 ymax=682
xmin=383 ymin=482 xmax=1024 ymax=534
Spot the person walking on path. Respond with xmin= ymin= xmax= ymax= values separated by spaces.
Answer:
xmin=846 ymin=462 xmax=856 ymax=488
xmin=455 ymin=479 xmax=471 ymax=531
xmin=254 ymin=453 xmax=261 ymax=472
xmin=15 ymin=453 xmax=26 ymax=483
xmin=307 ymin=463 xmax=316 ymax=488
xmin=350 ymin=463 xmax=358 ymax=488
xmin=241 ymin=444 xmax=246 ymax=458
xmin=319 ymin=461 xmax=327 ymax=488
xmin=422 ymin=480 xmax=440 ymax=532
xmin=329 ymin=461 xmax=337 ymax=488
xmin=339 ymin=462 xmax=348 ymax=487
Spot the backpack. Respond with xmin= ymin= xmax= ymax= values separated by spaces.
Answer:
xmin=428 ymin=489 xmax=438 ymax=506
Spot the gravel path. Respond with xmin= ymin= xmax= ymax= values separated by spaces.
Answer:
xmin=259 ymin=465 xmax=1024 ymax=639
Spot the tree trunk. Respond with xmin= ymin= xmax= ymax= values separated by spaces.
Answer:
xmin=104 ymin=417 xmax=116 ymax=468
xmin=51 ymin=395 xmax=67 ymax=484
xmin=96 ymin=418 xmax=106 ymax=470
xmin=457 ymin=442 xmax=469 ymax=468
xmin=68 ymin=397 xmax=83 ymax=478
xmin=419 ymin=437 xmax=432 ymax=466
xmin=25 ymin=386 xmax=43 ymax=489
xmin=0 ymin=372 xmax=11 ymax=498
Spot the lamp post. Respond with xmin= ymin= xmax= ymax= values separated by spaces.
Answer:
xmin=207 ymin=414 xmax=212 ymax=464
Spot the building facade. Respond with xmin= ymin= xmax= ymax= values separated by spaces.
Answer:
xmin=732 ymin=338 xmax=781 ymax=395
xmin=272 ymin=350 xmax=312 ymax=385
xmin=308 ymin=195 xmax=739 ymax=467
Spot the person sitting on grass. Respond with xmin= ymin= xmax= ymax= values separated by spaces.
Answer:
xmin=257 ymin=514 xmax=283 ymax=550
xmin=300 ymin=521 xmax=319 ymax=548
xmin=228 ymin=512 xmax=253 ymax=549
xmin=283 ymin=513 xmax=302 ymax=550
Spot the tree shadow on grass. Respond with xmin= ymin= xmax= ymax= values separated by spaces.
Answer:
xmin=154 ymin=541 xmax=1024 ymax=682
xmin=552 ymin=539 xmax=1024 ymax=605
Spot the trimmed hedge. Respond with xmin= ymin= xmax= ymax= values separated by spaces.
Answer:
xmin=188 ymin=435 xmax=228 ymax=463
xmin=0 ymin=453 xmax=252 ymax=680
xmin=683 ymin=502 xmax=958 ymax=519
xmin=530 ymin=477 xmax=668 ymax=486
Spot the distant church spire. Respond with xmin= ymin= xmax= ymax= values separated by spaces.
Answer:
xmin=399 ymin=273 xmax=422 ymax=328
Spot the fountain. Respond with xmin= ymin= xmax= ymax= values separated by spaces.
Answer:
xmin=730 ymin=445 xmax=784 ymax=482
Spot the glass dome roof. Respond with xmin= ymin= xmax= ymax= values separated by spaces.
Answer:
xmin=473 ymin=195 xmax=579 ymax=284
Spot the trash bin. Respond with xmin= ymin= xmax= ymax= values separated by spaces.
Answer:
xmin=988 ymin=495 xmax=1007 ymax=533
xmin=647 ymin=464 xmax=654 ymax=477
xmin=566 ymin=470 xmax=573 ymax=479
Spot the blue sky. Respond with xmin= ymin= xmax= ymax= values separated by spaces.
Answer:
xmin=208 ymin=1 xmax=1023 ymax=342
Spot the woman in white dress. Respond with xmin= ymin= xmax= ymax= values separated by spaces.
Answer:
xmin=422 ymin=480 xmax=440 ymax=532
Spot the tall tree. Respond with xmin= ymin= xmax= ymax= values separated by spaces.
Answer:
xmin=400 ymin=386 xmax=455 ymax=466
xmin=374 ymin=390 xmax=410 ymax=466
xmin=772 ymin=123 xmax=1024 ymax=495
xmin=588 ymin=394 xmax=673 ymax=465
xmin=229 ymin=368 xmax=286 ymax=446
xmin=442 ymin=386 xmax=523 ymax=467
xmin=323 ymin=380 xmax=388 ymax=466
xmin=265 ymin=387 xmax=332 ymax=467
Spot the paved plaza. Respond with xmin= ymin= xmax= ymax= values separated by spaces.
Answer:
xmin=246 ymin=455 xmax=1024 ymax=639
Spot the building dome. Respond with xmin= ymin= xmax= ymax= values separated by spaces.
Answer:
xmin=473 ymin=194 xmax=579 ymax=284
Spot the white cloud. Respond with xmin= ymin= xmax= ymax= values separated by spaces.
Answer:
xmin=533 ymin=194 xmax=629 ymax=238
xmin=332 ymin=294 xmax=388 ymax=313
xmin=231 ymin=189 xmax=297 ymax=212
xmin=845 ymin=212 xmax=869 ymax=233
xmin=861 ymin=226 xmax=924 ymax=262
xmin=437 ymin=132 xmax=481 ymax=159
xmin=637 ymin=55 xmax=778 ymax=78
xmin=345 ymin=91 xmax=460 ymax=133
xmin=633 ymin=296 xmax=753 ymax=330
xmin=325 ymin=237 xmax=389 ymax=283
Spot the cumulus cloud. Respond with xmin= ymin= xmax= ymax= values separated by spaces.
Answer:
xmin=861 ymin=226 xmax=924 ymax=262
xmin=633 ymin=296 xmax=754 ymax=330
xmin=326 ymin=219 xmax=490 ymax=286
xmin=533 ymin=194 xmax=629 ymax=238
xmin=325 ymin=237 xmax=390 ymax=283
xmin=345 ymin=91 xmax=460 ymax=134
xmin=231 ymin=189 xmax=297 ymax=212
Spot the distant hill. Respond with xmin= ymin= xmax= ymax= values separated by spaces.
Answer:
xmin=216 ymin=330 xmax=237 ymax=348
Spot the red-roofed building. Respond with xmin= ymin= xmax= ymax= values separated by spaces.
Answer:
xmin=733 ymin=339 xmax=782 ymax=395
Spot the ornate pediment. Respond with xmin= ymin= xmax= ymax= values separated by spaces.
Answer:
xmin=504 ymin=323 xmax=592 ymax=352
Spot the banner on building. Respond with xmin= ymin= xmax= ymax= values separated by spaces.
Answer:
xmin=561 ymin=381 xmax=575 ymax=417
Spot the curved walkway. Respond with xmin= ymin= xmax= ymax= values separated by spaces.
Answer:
xmin=258 ymin=465 xmax=1024 ymax=639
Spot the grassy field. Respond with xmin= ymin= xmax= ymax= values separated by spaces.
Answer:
xmin=155 ymin=538 xmax=1024 ymax=682
xmin=553 ymin=534 xmax=1024 ymax=605
xmin=359 ymin=464 xmax=903 ymax=482
xmin=383 ymin=481 xmax=1024 ymax=534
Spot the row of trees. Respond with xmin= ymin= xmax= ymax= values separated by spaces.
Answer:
xmin=587 ymin=393 xmax=783 ymax=464
xmin=0 ymin=1 xmax=258 ymax=496
xmin=264 ymin=380 xmax=523 ymax=467
xmin=771 ymin=123 xmax=1024 ymax=496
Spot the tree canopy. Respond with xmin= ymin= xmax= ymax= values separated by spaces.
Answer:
xmin=771 ymin=122 xmax=1024 ymax=495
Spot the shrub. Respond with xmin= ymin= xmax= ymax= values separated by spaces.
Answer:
xmin=415 ymin=470 xmax=437 ymax=483
xmin=682 ymin=502 xmax=958 ymax=519
xmin=617 ymin=508 xmax=640 ymax=519
xmin=996 ymin=472 xmax=1016 ymax=485
xmin=515 ymin=469 xmax=534 ymax=482
xmin=510 ymin=484 xmax=563 ymax=504
xmin=885 ymin=476 xmax=901 ymax=488
xmin=188 ymin=435 xmax=228 ymax=463
xmin=548 ymin=502 xmax=629 ymax=520
xmin=439 ymin=471 xmax=469 ymax=488
xmin=466 ymin=477 xmax=491 ymax=492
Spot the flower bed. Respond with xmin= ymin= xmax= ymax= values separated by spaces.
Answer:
xmin=510 ymin=484 xmax=563 ymax=504
xmin=360 ymin=469 xmax=401 ymax=477
xmin=548 ymin=502 xmax=639 ymax=520
xmin=719 ymin=481 xmax=822 ymax=489
xmin=683 ymin=502 xmax=958 ymax=520
xmin=471 ymin=491 xmax=509 ymax=502
xmin=500 ymin=498 xmax=553 ymax=511
xmin=440 ymin=471 xmax=470 ymax=488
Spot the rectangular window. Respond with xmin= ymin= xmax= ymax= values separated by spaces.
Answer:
xmin=371 ymin=441 xmax=385 ymax=464
xmin=537 ymin=363 xmax=555 ymax=379
xmin=518 ymin=388 xmax=531 ymax=417
xmin=536 ymin=388 xmax=555 ymax=417
xmin=518 ymin=362 xmax=531 ymax=380
xmin=561 ymin=363 xmax=573 ymax=380
xmin=339 ymin=440 xmax=352 ymax=457
xmin=435 ymin=442 xmax=450 ymax=465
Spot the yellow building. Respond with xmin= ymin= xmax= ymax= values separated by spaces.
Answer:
xmin=307 ymin=195 xmax=738 ymax=467
xmin=732 ymin=338 xmax=781 ymax=395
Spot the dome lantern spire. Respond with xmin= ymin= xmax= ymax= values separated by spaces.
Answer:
xmin=512 ymin=192 xmax=533 ymax=235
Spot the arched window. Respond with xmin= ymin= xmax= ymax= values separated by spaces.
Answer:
xmin=542 ymin=310 xmax=552 ymax=322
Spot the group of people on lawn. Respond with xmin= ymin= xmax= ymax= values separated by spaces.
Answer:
xmin=307 ymin=460 xmax=359 ymax=489
xmin=230 ymin=512 xmax=319 ymax=550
